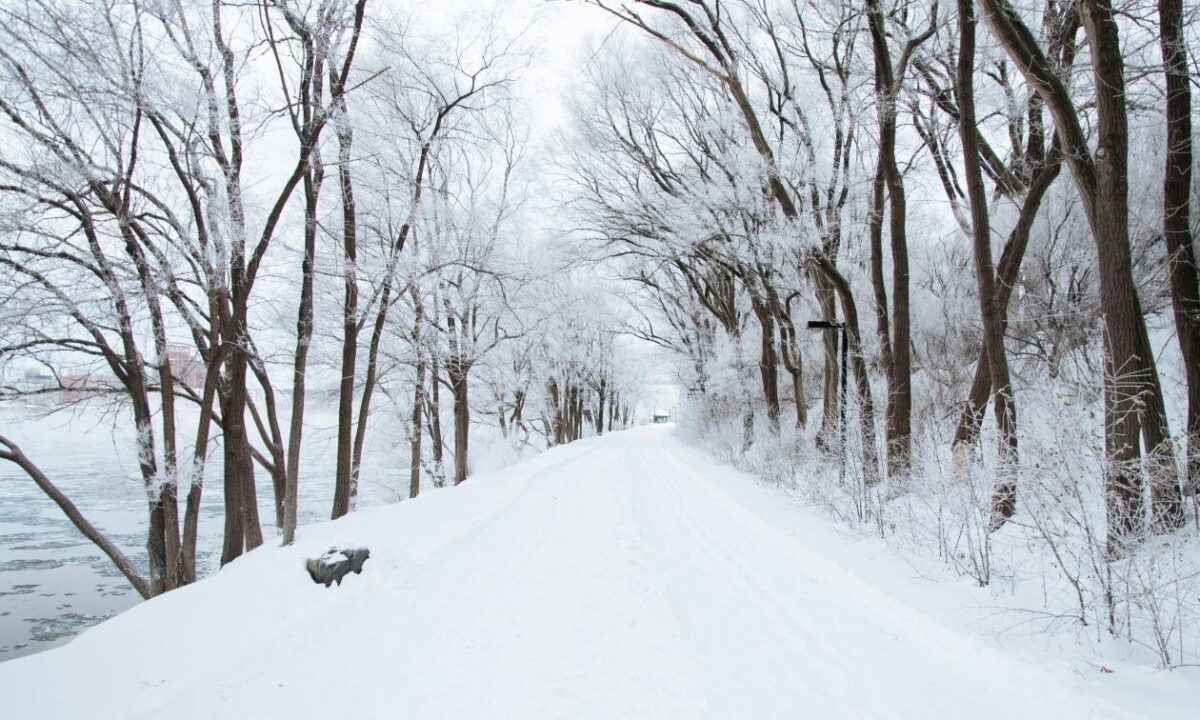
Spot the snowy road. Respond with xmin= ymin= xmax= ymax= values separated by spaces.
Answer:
xmin=0 ymin=426 xmax=1152 ymax=717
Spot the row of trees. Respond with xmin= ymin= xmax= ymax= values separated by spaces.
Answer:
xmin=0 ymin=0 xmax=639 ymax=599
xmin=564 ymin=0 xmax=1198 ymax=557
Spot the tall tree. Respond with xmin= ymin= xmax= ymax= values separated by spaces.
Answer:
xmin=954 ymin=0 xmax=1018 ymax=527
xmin=978 ymin=0 xmax=1183 ymax=552
xmin=274 ymin=1 xmax=331 ymax=546
xmin=1157 ymin=0 xmax=1200 ymax=502
xmin=864 ymin=0 xmax=938 ymax=477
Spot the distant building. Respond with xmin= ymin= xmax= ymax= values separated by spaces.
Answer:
xmin=639 ymin=382 xmax=681 ymax=425
xmin=166 ymin=344 xmax=204 ymax=387
xmin=23 ymin=367 xmax=53 ymax=385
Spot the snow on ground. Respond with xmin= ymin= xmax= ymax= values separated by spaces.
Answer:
xmin=0 ymin=425 xmax=1195 ymax=718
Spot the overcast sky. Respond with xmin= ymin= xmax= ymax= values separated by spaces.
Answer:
xmin=405 ymin=0 xmax=621 ymax=135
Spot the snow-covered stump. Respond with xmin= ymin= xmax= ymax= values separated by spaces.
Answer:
xmin=305 ymin=547 xmax=371 ymax=587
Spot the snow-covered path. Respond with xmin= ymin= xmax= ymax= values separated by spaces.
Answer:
xmin=0 ymin=426 xmax=1158 ymax=717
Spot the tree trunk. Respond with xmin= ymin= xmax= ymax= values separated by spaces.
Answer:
xmin=180 ymin=337 xmax=220 ymax=584
xmin=410 ymin=354 xmax=425 ymax=500
xmin=283 ymin=147 xmax=323 ymax=545
xmin=451 ymin=365 xmax=470 ymax=484
xmin=246 ymin=375 xmax=286 ymax=532
xmin=332 ymin=117 xmax=359 ymax=521
xmin=512 ymin=389 xmax=527 ymax=434
xmin=771 ymin=288 xmax=807 ymax=430
xmin=429 ymin=353 xmax=445 ymax=486
xmin=156 ymin=366 xmax=180 ymax=592
xmin=751 ymin=298 xmax=781 ymax=430
xmin=409 ymin=292 xmax=426 ymax=499
xmin=351 ymin=285 xmax=390 ymax=506
xmin=868 ymin=159 xmax=894 ymax=386
xmin=548 ymin=378 xmax=564 ymax=446
xmin=566 ymin=384 xmax=578 ymax=442
xmin=867 ymin=0 xmax=914 ymax=477
xmin=956 ymin=0 xmax=1019 ymax=529
xmin=776 ymin=310 xmax=807 ymax=430
xmin=114 ymin=197 xmax=178 ymax=592
xmin=596 ymin=378 xmax=607 ymax=435
xmin=979 ymin=0 xmax=1172 ymax=555
xmin=575 ymin=391 xmax=585 ymax=440
xmin=811 ymin=256 xmax=880 ymax=485
xmin=1158 ymin=0 xmax=1200 ymax=503
xmin=953 ymin=150 xmax=1061 ymax=448
xmin=141 ymin=409 xmax=168 ymax=596
xmin=220 ymin=344 xmax=262 ymax=565
xmin=1082 ymin=0 xmax=1177 ymax=548
xmin=816 ymin=277 xmax=839 ymax=442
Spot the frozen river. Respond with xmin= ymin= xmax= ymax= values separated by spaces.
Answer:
xmin=0 ymin=403 xmax=411 ymax=662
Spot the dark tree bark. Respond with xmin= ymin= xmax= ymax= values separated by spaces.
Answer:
xmin=548 ymin=377 xmax=565 ymax=446
xmin=576 ymin=389 xmax=586 ymax=440
xmin=429 ymin=351 xmax=445 ymax=485
xmin=865 ymin=0 xmax=936 ymax=478
xmin=283 ymin=151 xmax=322 ymax=542
xmin=810 ymin=255 xmax=880 ymax=486
xmin=409 ymin=292 xmax=426 ymax=500
xmin=410 ymin=356 xmax=426 ymax=499
xmin=953 ymin=150 xmax=1062 ymax=448
xmin=332 ymin=105 xmax=360 ymax=520
xmin=867 ymin=159 xmax=894 ymax=387
xmin=947 ymin=10 xmax=1076 ymax=450
xmin=750 ymin=295 xmax=782 ymax=430
xmin=979 ymin=0 xmax=1179 ymax=553
xmin=179 ymin=332 xmax=221 ymax=584
xmin=776 ymin=308 xmax=807 ymax=429
xmin=596 ymin=377 xmax=607 ymax=435
xmin=349 ymin=279 xmax=396 ymax=510
xmin=280 ymin=6 xmax=329 ymax=545
xmin=450 ymin=361 xmax=471 ymax=484
xmin=243 ymin=353 xmax=287 ymax=534
xmin=1158 ymin=0 xmax=1200 ymax=503
xmin=955 ymin=0 xmax=1018 ymax=529
xmin=815 ymin=278 xmax=840 ymax=440
xmin=767 ymin=281 xmax=806 ymax=430
xmin=219 ymin=345 xmax=262 ymax=565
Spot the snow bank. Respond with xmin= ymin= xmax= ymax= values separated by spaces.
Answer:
xmin=0 ymin=426 xmax=1193 ymax=718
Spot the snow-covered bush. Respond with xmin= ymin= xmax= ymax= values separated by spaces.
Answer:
xmin=679 ymin=373 xmax=1200 ymax=667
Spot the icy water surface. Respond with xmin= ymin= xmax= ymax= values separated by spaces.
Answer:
xmin=0 ymin=403 xmax=405 ymax=662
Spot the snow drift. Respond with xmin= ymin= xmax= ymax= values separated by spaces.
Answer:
xmin=0 ymin=426 xmax=1191 ymax=718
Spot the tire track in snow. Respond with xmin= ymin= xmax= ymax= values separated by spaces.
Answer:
xmin=621 ymin=430 xmax=1120 ymax=719
xmin=0 ymin=427 xmax=1155 ymax=719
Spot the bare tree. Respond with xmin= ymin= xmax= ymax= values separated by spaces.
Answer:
xmin=328 ymin=20 xmax=520 ymax=515
xmin=1157 ymin=0 xmax=1200 ymax=500
xmin=978 ymin=0 xmax=1182 ymax=552
xmin=954 ymin=0 xmax=1018 ymax=527
xmin=864 ymin=0 xmax=938 ymax=477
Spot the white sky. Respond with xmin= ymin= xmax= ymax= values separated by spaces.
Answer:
xmin=403 ymin=0 xmax=620 ymax=135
